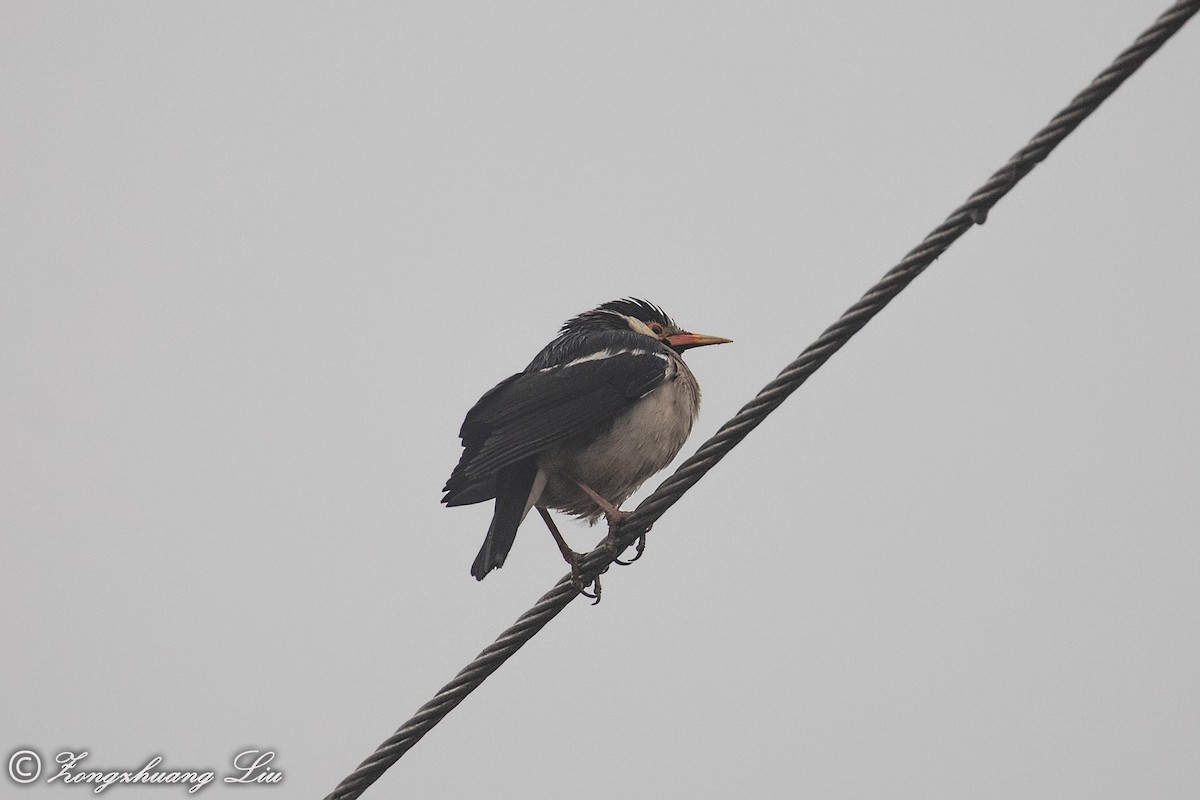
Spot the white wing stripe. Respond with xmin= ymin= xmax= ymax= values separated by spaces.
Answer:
xmin=538 ymin=348 xmax=649 ymax=372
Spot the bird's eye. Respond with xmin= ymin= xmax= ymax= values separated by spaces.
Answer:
xmin=648 ymin=322 xmax=665 ymax=336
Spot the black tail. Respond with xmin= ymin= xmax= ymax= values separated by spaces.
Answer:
xmin=470 ymin=460 xmax=538 ymax=580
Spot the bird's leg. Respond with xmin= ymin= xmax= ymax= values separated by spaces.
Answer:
xmin=571 ymin=480 xmax=646 ymax=566
xmin=536 ymin=506 xmax=601 ymax=603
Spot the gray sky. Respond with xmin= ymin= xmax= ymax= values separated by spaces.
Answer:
xmin=3 ymin=2 xmax=1199 ymax=798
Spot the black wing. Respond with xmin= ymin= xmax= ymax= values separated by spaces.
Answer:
xmin=442 ymin=350 xmax=669 ymax=506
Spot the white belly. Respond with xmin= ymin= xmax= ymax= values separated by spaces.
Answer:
xmin=536 ymin=359 xmax=700 ymax=519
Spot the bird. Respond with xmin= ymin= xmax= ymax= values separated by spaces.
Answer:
xmin=442 ymin=298 xmax=730 ymax=598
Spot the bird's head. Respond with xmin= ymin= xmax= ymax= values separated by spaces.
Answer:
xmin=562 ymin=298 xmax=732 ymax=353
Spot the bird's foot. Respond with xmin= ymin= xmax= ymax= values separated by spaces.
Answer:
xmin=568 ymin=554 xmax=603 ymax=605
xmin=600 ymin=508 xmax=647 ymax=566
xmin=610 ymin=532 xmax=647 ymax=566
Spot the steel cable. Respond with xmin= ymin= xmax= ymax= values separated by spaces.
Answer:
xmin=325 ymin=3 xmax=1198 ymax=797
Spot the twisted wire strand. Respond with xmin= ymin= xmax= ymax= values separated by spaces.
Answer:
xmin=325 ymin=3 xmax=1198 ymax=797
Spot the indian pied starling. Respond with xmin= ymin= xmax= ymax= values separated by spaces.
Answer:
xmin=443 ymin=298 xmax=730 ymax=596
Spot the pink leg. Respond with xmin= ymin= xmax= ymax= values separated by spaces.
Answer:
xmin=571 ymin=479 xmax=646 ymax=565
xmin=537 ymin=506 xmax=601 ymax=603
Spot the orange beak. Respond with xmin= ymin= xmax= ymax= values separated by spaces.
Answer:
xmin=665 ymin=331 xmax=733 ymax=352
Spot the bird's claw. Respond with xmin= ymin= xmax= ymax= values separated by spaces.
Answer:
xmin=611 ymin=533 xmax=647 ymax=566
xmin=603 ymin=509 xmax=647 ymax=567
xmin=568 ymin=554 xmax=603 ymax=605
xmin=577 ymin=575 xmax=601 ymax=605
